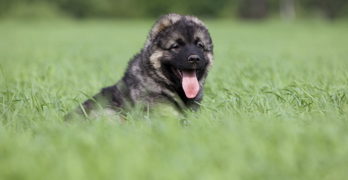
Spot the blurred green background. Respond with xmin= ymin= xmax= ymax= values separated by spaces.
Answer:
xmin=0 ymin=0 xmax=347 ymax=20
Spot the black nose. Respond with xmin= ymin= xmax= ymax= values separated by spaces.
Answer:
xmin=188 ymin=55 xmax=201 ymax=63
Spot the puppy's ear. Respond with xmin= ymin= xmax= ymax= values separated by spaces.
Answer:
xmin=145 ymin=14 xmax=181 ymax=47
xmin=184 ymin=15 xmax=205 ymax=26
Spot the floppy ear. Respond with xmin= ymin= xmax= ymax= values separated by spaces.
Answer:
xmin=145 ymin=14 xmax=181 ymax=47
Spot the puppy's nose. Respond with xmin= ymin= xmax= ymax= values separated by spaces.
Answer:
xmin=188 ymin=55 xmax=201 ymax=63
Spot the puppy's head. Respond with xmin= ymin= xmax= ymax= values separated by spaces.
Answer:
xmin=146 ymin=14 xmax=214 ymax=99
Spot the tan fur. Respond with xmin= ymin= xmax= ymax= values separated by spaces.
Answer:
xmin=149 ymin=50 xmax=163 ymax=69
xmin=149 ymin=50 xmax=171 ymax=84
xmin=152 ymin=14 xmax=182 ymax=38
xmin=145 ymin=14 xmax=182 ymax=48
xmin=207 ymin=53 xmax=213 ymax=64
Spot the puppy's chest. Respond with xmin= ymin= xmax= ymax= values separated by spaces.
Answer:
xmin=129 ymin=85 xmax=185 ymax=110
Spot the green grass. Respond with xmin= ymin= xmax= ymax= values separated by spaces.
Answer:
xmin=1 ymin=19 xmax=348 ymax=179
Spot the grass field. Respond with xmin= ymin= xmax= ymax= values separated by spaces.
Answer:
xmin=1 ymin=19 xmax=348 ymax=179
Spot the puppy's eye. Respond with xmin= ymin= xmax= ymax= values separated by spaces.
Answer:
xmin=169 ymin=43 xmax=179 ymax=50
xmin=197 ymin=41 xmax=205 ymax=49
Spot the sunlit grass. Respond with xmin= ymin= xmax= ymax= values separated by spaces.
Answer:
xmin=1 ymin=19 xmax=348 ymax=179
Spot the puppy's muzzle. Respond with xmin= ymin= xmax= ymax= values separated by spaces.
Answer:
xmin=188 ymin=55 xmax=201 ymax=64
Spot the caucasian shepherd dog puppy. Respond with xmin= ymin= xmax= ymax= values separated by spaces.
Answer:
xmin=72 ymin=14 xmax=214 ymax=118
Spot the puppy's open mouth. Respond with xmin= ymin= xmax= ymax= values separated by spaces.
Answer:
xmin=172 ymin=68 xmax=200 ymax=99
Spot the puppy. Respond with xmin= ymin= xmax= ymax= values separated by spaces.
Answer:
xmin=72 ymin=14 xmax=214 ymax=118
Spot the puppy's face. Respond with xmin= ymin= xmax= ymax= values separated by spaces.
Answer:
xmin=147 ymin=14 xmax=213 ymax=99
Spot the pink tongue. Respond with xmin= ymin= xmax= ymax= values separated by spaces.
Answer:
xmin=182 ymin=71 xmax=200 ymax=99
